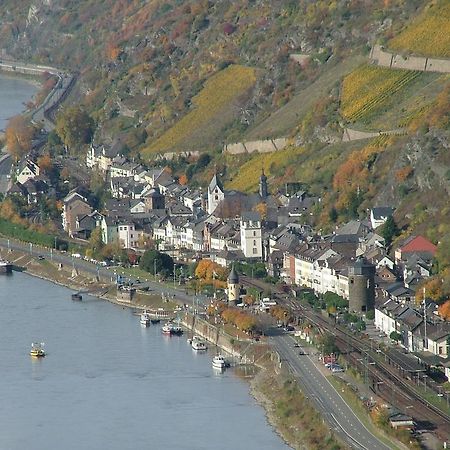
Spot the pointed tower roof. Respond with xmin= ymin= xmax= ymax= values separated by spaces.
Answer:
xmin=208 ymin=173 xmax=224 ymax=193
xmin=228 ymin=265 xmax=239 ymax=284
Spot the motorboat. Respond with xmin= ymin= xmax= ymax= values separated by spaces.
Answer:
xmin=172 ymin=325 xmax=183 ymax=336
xmin=150 ymin=318 xmax=160 ymax=324
xmin=212 ymin=355 xmax=227 ymax=369
xmin=162 ymin=322 xmax=174 ymax=334
xmin=191 ymin=336 xmax=207 ymax=351
xmin=71 ymin=293 xmax=82 ymax=301
xmin=30 ymin=342 xmax=45 ymax=358
xmin=140 ymin=311 xmax=150 ymax=326
xmin=0 ymin=259 xmax=13 ymax=274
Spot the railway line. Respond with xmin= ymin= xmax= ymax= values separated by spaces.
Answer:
xmin=239 ymin=276 xmax=450 ymax=440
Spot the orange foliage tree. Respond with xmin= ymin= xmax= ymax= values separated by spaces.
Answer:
xmin=5 ymin=116 xmax=33 ymax=162
xmin=37 ymin=153 xmax=52 ymax=174
xmin=438 ymin=300 xmax=450 ymax=320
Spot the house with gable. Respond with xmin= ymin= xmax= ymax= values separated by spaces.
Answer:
xmin=395 ymin=235 xmax=437 ymax=265
xmin=370 ymin=206 xmax=393 ymax=229
xmin=62 ymin=190 xmax=93 ymax=238
xmin=16 ymin=159 xmax=40 ymax=184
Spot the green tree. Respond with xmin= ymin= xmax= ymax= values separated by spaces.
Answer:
xmin=320 ymin=333 xmax=339 ymax=356
xmin=87 ymin=227 xmax=104 ymax=257
xmin=380 ymin=216 xmax=399 ymax=247
xmin=139 ymin=250 xmax=174 ymax=276
xmin=390 ymin=331 xmax=402 ymax=342
xmin=55 ymin=106 xmax=95 ymax=152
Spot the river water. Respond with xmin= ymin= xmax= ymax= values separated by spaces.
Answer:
xmin=0 ymin=273 xmax=290 ymax=450
xmin=0 ymin=74 xmax=37 ymax=130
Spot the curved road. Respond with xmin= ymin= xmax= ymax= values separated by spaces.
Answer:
xmin=271 ymin=333 xmax=392 ymax=450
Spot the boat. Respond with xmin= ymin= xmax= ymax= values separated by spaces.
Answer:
xmin=140 ymin=311 xmax=151 ymax=326
xmin=172 ymin=325 xmax=183 ymax=336
xmin=212 ymin=355 xmax=227 ymax=369
xmin=71 ymin=293 xmax=82 ymax=301
xmin=150 ymin=318 xmax=161 ymax=324
xmin=30 ymin=342 xmax=45 ymax=358
xmin=162 ymin=322 xmax=174 ymax=334
xmin=0 ymin=259 xmax=13 ymax=274
xmin=191 ymin=336 xmax=207 ymax=351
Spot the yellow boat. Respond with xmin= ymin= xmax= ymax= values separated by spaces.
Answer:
xmin=30 ymin=342 xmax=45 ymax=357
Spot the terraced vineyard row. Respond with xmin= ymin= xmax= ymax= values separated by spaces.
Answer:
xmin=341 ymin=65 xmax=421 ymax=123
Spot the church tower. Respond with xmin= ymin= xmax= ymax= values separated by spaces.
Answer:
xmin=227 ymin=265 xmax=240 ymax=304
xmin=259 ymin=168 xmax=268 ymax=199
xmin=207 ymin=172 xmax=225 ymax=215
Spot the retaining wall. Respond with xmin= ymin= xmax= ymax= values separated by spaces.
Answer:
xmin=223 ymin=137 xmax=288 ymax=155
xmin=370 ymin=44 xmax=450 ymax=73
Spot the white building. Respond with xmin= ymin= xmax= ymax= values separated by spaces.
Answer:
xmin=240 ymin=212 xmax=262 ymax=259
xmin=207 ymin=174 xmax=225 ymax=215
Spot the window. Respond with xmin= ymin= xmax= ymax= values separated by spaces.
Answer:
xmin=253 ymin=231 xmax=256 ymax=236
xmin=253 ymin=240 xmax=256 ymax=245
xmin=253 ymin=248 xmax=257 ymax=254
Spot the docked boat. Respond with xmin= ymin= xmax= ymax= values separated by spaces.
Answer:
xmin=0 ymin=259 xmax=13 ymax=274
xmin=212 ymin=355 xmax=227 ymax=369
xmin=30 ymin=342 xmax=45 ymax=358
xmin=162 ymin=322 xmax=174 ymax=334
xmin=191 ymin=336 xmax=207 ymax=351
xmin=140 ymin=311 xmax=151 ymax=326
xmin=172 ymin=325 xmax=183 ymax=336
xmin=150 ymin=318 xmax=160 ymax=324
xmin=71 ymin=293 xmax=82 ymax=301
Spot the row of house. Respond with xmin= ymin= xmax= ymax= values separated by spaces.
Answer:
xmin=375 ymin=298 xmax=450 ymax=380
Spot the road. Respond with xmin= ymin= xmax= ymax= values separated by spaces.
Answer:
xmin=0 ymin=237 xmax=205 ymax=307
xmin=0 ymin=152 xmax=12 ymax=193
xmin=271 ymin=332 xmax=392 ymax=450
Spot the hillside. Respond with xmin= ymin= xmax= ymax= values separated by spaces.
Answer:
xmin=0 ymin=0 xmax=449 ymax=244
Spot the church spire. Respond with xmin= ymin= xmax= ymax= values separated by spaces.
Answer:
xmin=259 ymin=167 xmax=268 ymax=199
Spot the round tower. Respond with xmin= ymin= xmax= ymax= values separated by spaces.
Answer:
xmin=227 ymin=265 xmax=240 ymax=304
xmin=348 ymin=257 xmax=375 ymax=313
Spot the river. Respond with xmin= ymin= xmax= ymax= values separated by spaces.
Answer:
xmin=0 ymin=74 xmax=37 ymax=131
xmin=0 ymin=273 xmax=291 ymax=450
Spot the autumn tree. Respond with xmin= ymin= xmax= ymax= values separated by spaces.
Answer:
xmin=55 ymin=106 xmax=95 ymax=152
xmin=380 ymin=216 xmax=399 ymax=247
xmin=37 ymin=153 xmax=52 ymax=174
xmin=5 ymin=116 xmax=33 ymax=161
xmin=87 ymin=227 xmax=104 ymax=257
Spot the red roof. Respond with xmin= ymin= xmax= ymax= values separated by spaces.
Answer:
xmin=400 ymin=235 xmax=437 ymax=255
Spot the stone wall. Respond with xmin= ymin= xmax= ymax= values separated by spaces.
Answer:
xmin=370 ymin=44 xmax=450 ymax=73
xmin=223 ymin=138 xmax=288 ymax=155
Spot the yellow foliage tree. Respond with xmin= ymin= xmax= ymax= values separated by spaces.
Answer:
xmin=5 ymin=116 xmax=33 ymax=162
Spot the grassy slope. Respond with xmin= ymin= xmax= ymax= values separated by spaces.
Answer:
xmin=389 ymin=1 xmax=450 ymax=58
xmin=244 ymin=54 xmax=365 ymax=140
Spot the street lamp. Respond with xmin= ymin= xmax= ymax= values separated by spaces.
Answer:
xmin=173 ymin=263 xmax=176 ymax=287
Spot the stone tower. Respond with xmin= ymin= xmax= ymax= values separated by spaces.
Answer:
xmin=259 ymin=168 xmax=268 ymax=199
xmin=348 ymin=257 xmax=375 ymax=313
xmin=227 ymin=265 xmax=240 ymax=304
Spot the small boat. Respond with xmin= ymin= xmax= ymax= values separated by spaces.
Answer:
xmin=191 ymin=336 xmax=207 ymax=351
xmin=140 ymin=311 xmax=150 ymax=326
xmin=30 ymin=342 xmax=45 ymax=358
xmin=172 ymin=325 xmax=183 ymax=336
xmin=162 ymin=322 xmax=174 ymax=334
xmin=0 ymin=259 xmax=13 ymax=274
xmin=71 ymin=293 xmax=82 ymax=301
xmin=150 ymin=318 xmax=161 ymax=324
xmin=212 ymin=355 xmax=227 ymax=369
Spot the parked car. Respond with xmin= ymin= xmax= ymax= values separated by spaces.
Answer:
xmin=293 ymin=343 xmax=300 ymax=348
xmin=330 ymin=364 xmax=344 ymax=373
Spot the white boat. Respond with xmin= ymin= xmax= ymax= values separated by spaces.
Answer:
xmin=212 ymin=355 xmax=227 ymax=369
xmin=162 ymin=322 xmax=173 ymax=334
xmin=140 ymin=311 xmax=150 ymax=326
xmin=30 ymin=342 xmax=45 ymax=358
xmin=191 ymin=336 xmax=207 ymax=351
xmin=0 ymin=259 xmax=12 ymax=274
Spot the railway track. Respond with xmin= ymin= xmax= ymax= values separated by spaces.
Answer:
xmin=300 ymin=307 xmax=450 ymax=439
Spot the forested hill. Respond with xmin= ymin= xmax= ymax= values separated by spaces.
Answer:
xmin=1 ymin=0 xmax=450 ymax=260
xmin=0 ymin=0 xmax=429 ymax=154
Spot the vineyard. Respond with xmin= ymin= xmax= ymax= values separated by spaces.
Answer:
xmin=226 ymin=146 xmax=304 ymax=192
xmin=340 ymin=65 xmax=421 ymax=123
xmin=142 ymin=65 xmax=256 ymax=156
xmin=389 ymin=1 xmax=450 ymax=58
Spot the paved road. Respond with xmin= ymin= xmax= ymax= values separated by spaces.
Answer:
xmin=0 ymin=152 xmax=11 ymax=193
xmin=271 ymin=333 xmax=392 ymax=450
